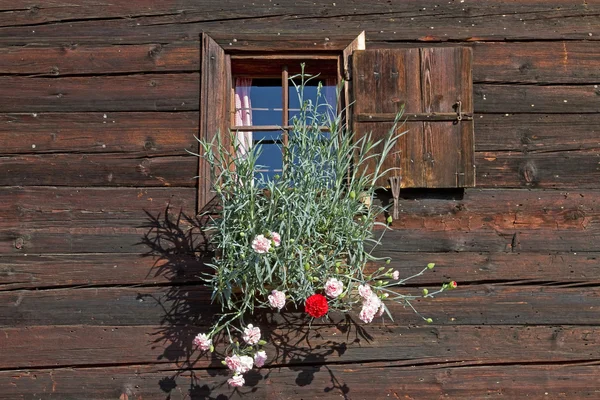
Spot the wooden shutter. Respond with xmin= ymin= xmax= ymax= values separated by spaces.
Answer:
xmin=353 ymin=47 xmax=475 ymax=188
xmin=198 ymin=33 xmax=231 ymax=213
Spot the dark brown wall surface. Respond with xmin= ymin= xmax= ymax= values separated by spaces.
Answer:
xmin=1 ymin=1 xmax=599 ymax=398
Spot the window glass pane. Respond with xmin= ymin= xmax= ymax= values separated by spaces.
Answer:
xmin=235 ymin=78 xmax=282 ymax=127
xmin=289 ymin=78 xmax=337 ymax=123
xmin=253 ymin=131 xmax=283 ymax=184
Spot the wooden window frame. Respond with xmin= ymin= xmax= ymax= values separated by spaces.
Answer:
xmin=198 ymin=32 xmax=365 ymax=213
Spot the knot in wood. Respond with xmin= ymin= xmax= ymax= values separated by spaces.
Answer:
xmin=14 ymin=237 xmax=24 ymax=250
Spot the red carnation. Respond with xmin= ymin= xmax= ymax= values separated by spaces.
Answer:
xmin=305 ymin=294 xmax=329 ymax=318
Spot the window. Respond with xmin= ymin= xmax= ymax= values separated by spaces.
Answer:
xmin=198 ymin=33 xmax=474 ymax=212
xmin=230 ymin=58 xmax=338 ymax=182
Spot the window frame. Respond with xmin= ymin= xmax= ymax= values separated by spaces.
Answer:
xmin=198 ymin=32 xmax=365 ymax=213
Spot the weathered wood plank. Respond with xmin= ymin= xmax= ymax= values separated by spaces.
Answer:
xmin=377 ymin=229 xmax=600 ymax=253
xmin=1 ymin=76 xmax=595 ymax=114
xmin=0 ymin=187 xmax=196 ymax=223
xmin=2 ymin=285 xmax=600 ymax=327
xmin=475 ymin=84 xmax=600 ymax=114
xmin=0 ymin=154 xmax=197 ymax=186
xmin=0 ymin=74 xmax=199 ymax=112
xmin=2 ymin=251 xmax=599 ymax=291
xmin=0 ymin=112 xmax=198 ymax=155
xmin=386 ymin=189 xmax=600 ymax=232
xmin=2 ymin=41 xmax=599 ymax=86
xmin=476 ymin=151 xmax=600 ymax=189
xmin=3 ymin=186 xmax=600 ymax=254
xmin=0 ymin=253 xmax=204 ymax=290
xmin=475 ymin=114 xmax=600 ymax=152
xmin=0 ymin=1 xmax=597 ymax=44
xmin=0 ymin=42 xmax=199 ymax=75
xmin=0 ymin=362 xmax=599 ymax=399
xmin=472 ymin=41 xmax=600 ymax=84
xmin=2 ymin=324 xmax=598 ymax=369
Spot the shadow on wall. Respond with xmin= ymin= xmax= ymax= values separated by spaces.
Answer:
xmin=140 ymin=203 xmax=372 ymax=399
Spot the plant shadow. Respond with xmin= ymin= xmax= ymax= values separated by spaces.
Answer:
xmin=141 ymin=203 xmax=374 ymax=399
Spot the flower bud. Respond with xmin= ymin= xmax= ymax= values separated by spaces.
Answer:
xmin=427 ymin=263 xmax=435 ymax=269
xmin=387 ymin=215 xmax=393 ymax=224
xmin=258 ymin=340 xmax=267 ymax=346
xmin=422 ymin=288 xmax=429 ymax=296
xmin=239 ymin=232 xmax=246 ymax=237
xmin=426 ymin=318 xmax=433 ymax=324
xmin=209 ymin=344 xmax=215 ymax=353
xmin=274 ymin=174 xmax=280 ymax=180
xmin=304 ymin=263 xmax=310 ymax=271
xmin=349 ymin=191 xmax=356 ymax=199
xmin=449 ymin=281 xmax=458 ymax=289
xmin=386 ymin=259 xmax=391 ymax=264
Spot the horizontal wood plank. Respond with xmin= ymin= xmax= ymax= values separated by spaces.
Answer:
xmin=475 ymin=114 xmax=600 ymax=152
xmin=2 ymin=324 xmax=598 ymax=369
xmin=476 ymin=150 xmax=600 ymax=189
xmin=475 ymin=84 xmax=600 ymax=114
xmin=2 ymin=41 xmax=598 ymax=86
xmin=0 ymin=1 xmax=598 ymax=44
xmin=0 ymin=42 xmax=199 ymax=75
xmin=3 ymin=187 xmax=600 ymax=254
xmin=472 ymin=41 xmax=600 ymax=84
xmin=0 ymin=154 xmax=197 ymax=187
xmin=2 ymin=285 xmax=600 ymax=327
xmin=0 ymin=112 xmax=198 ymax=155
xmin=1 ymin=76 xmax=596 ymax=114
xmin=0 ymin=362 xmax=598 ymax=399
xmin=0 ymin=74 xmax=199 ymax=112
xmin=2 ymin=251 xmax=600 ymax=291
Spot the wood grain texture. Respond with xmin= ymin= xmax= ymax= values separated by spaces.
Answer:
xmin=2 ymin=251 xmax=600 ymax=291
xmin=0 ymin=0 xmax=597 ymax=45
xmin=475 ymin=114 xmax=600 ymax=152
xmin=0 ymin=154 xmax=197 ymax=187
xmin=0 ymin=42 xmax=199 ymax=75
xmin=0 ymin=74 xmax=199 ymax=112
xmin=2 ymin=284 xmax=600 ymax=327
xmin=472 ymin=41 xmax=600 ymax=84
xmin=0 ymin=362 xmax=599 ymax=399
xmin=0 ymin=112 xmax=198 ymax=155
xmin=475 ymin=84 xmax=600 ymax=114
xmin=476 ymin=150 xmax=600 ymax=189
xmin=2 ymin=324 xmax=598 ymax=369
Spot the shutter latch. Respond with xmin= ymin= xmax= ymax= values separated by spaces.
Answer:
xmin=455 ymin=100 xmax=466 ymax=122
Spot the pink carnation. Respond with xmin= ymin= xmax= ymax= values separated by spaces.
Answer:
xmin=228 ymin=374 xmax=245 ymax=387
xmin=254 ymin=350 xmax=267 ymax=368
xmin=392 ymin=270 xmax=400 ymax=280
xmin=358 ymin=284 xmax=372 ymax=299
xmin=242 ymin=324 xmax=261 ymax=345
xmin=359 ymin=293 xmax=382 ymax=323
xmin=225 ymin=355 xmax=254 ymax=374
xmin=271 ymin=231 xmax=281 ymax=247
xmin=192 ymin=333 xmax=212 ymax=351
xmin=252 ymin=235 xmax=271 ymax=254
xmin=324 ymin=277 xmax=344 ymax=298
xmin=268 ymin=290 xmax=286 ymax=310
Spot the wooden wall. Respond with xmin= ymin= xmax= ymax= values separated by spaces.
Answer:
xmin=1 ymin=1 xmax=599 ymax=398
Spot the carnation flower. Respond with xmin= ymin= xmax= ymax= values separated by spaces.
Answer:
xmin=324 ymin=277 xmax=344 ymax=298
xmin=392 ymin=270 xmax=400 ymax=280
xmin=228 ymin=374 xmax=245 ymax=387
xmin=192 ymin=333 xmax=212 ymax=351
xmin=271 ymin=231 xmax=281 ymax=247
xmin=268 ymin=290 xmax=286 ymax=310
xmin=243 ymin=324 xmax=261 ymax=345
xmin=305 ymin=294 xmax=329 ymax=318
xmin=251 ymin=234 xmax=271 ymax=254
xmin=254 ymin=350 xmax=267 ymax=368
xmin=358 ymin=284 xmax=372 ymax=299
xmin=225 ymin=355 xmax=254 ymax=374
xmin=359 ymin=293 xmax=382 ymax=323
xmin=450 ymin=281 xmax=458 ymax=289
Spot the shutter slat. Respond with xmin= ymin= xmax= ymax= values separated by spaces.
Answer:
xmin=352 ymin=47 xmax=475 ymax=189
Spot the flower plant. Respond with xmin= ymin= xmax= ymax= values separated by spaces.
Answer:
xmin=192 ymin=71 xmax=456 ymax=387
